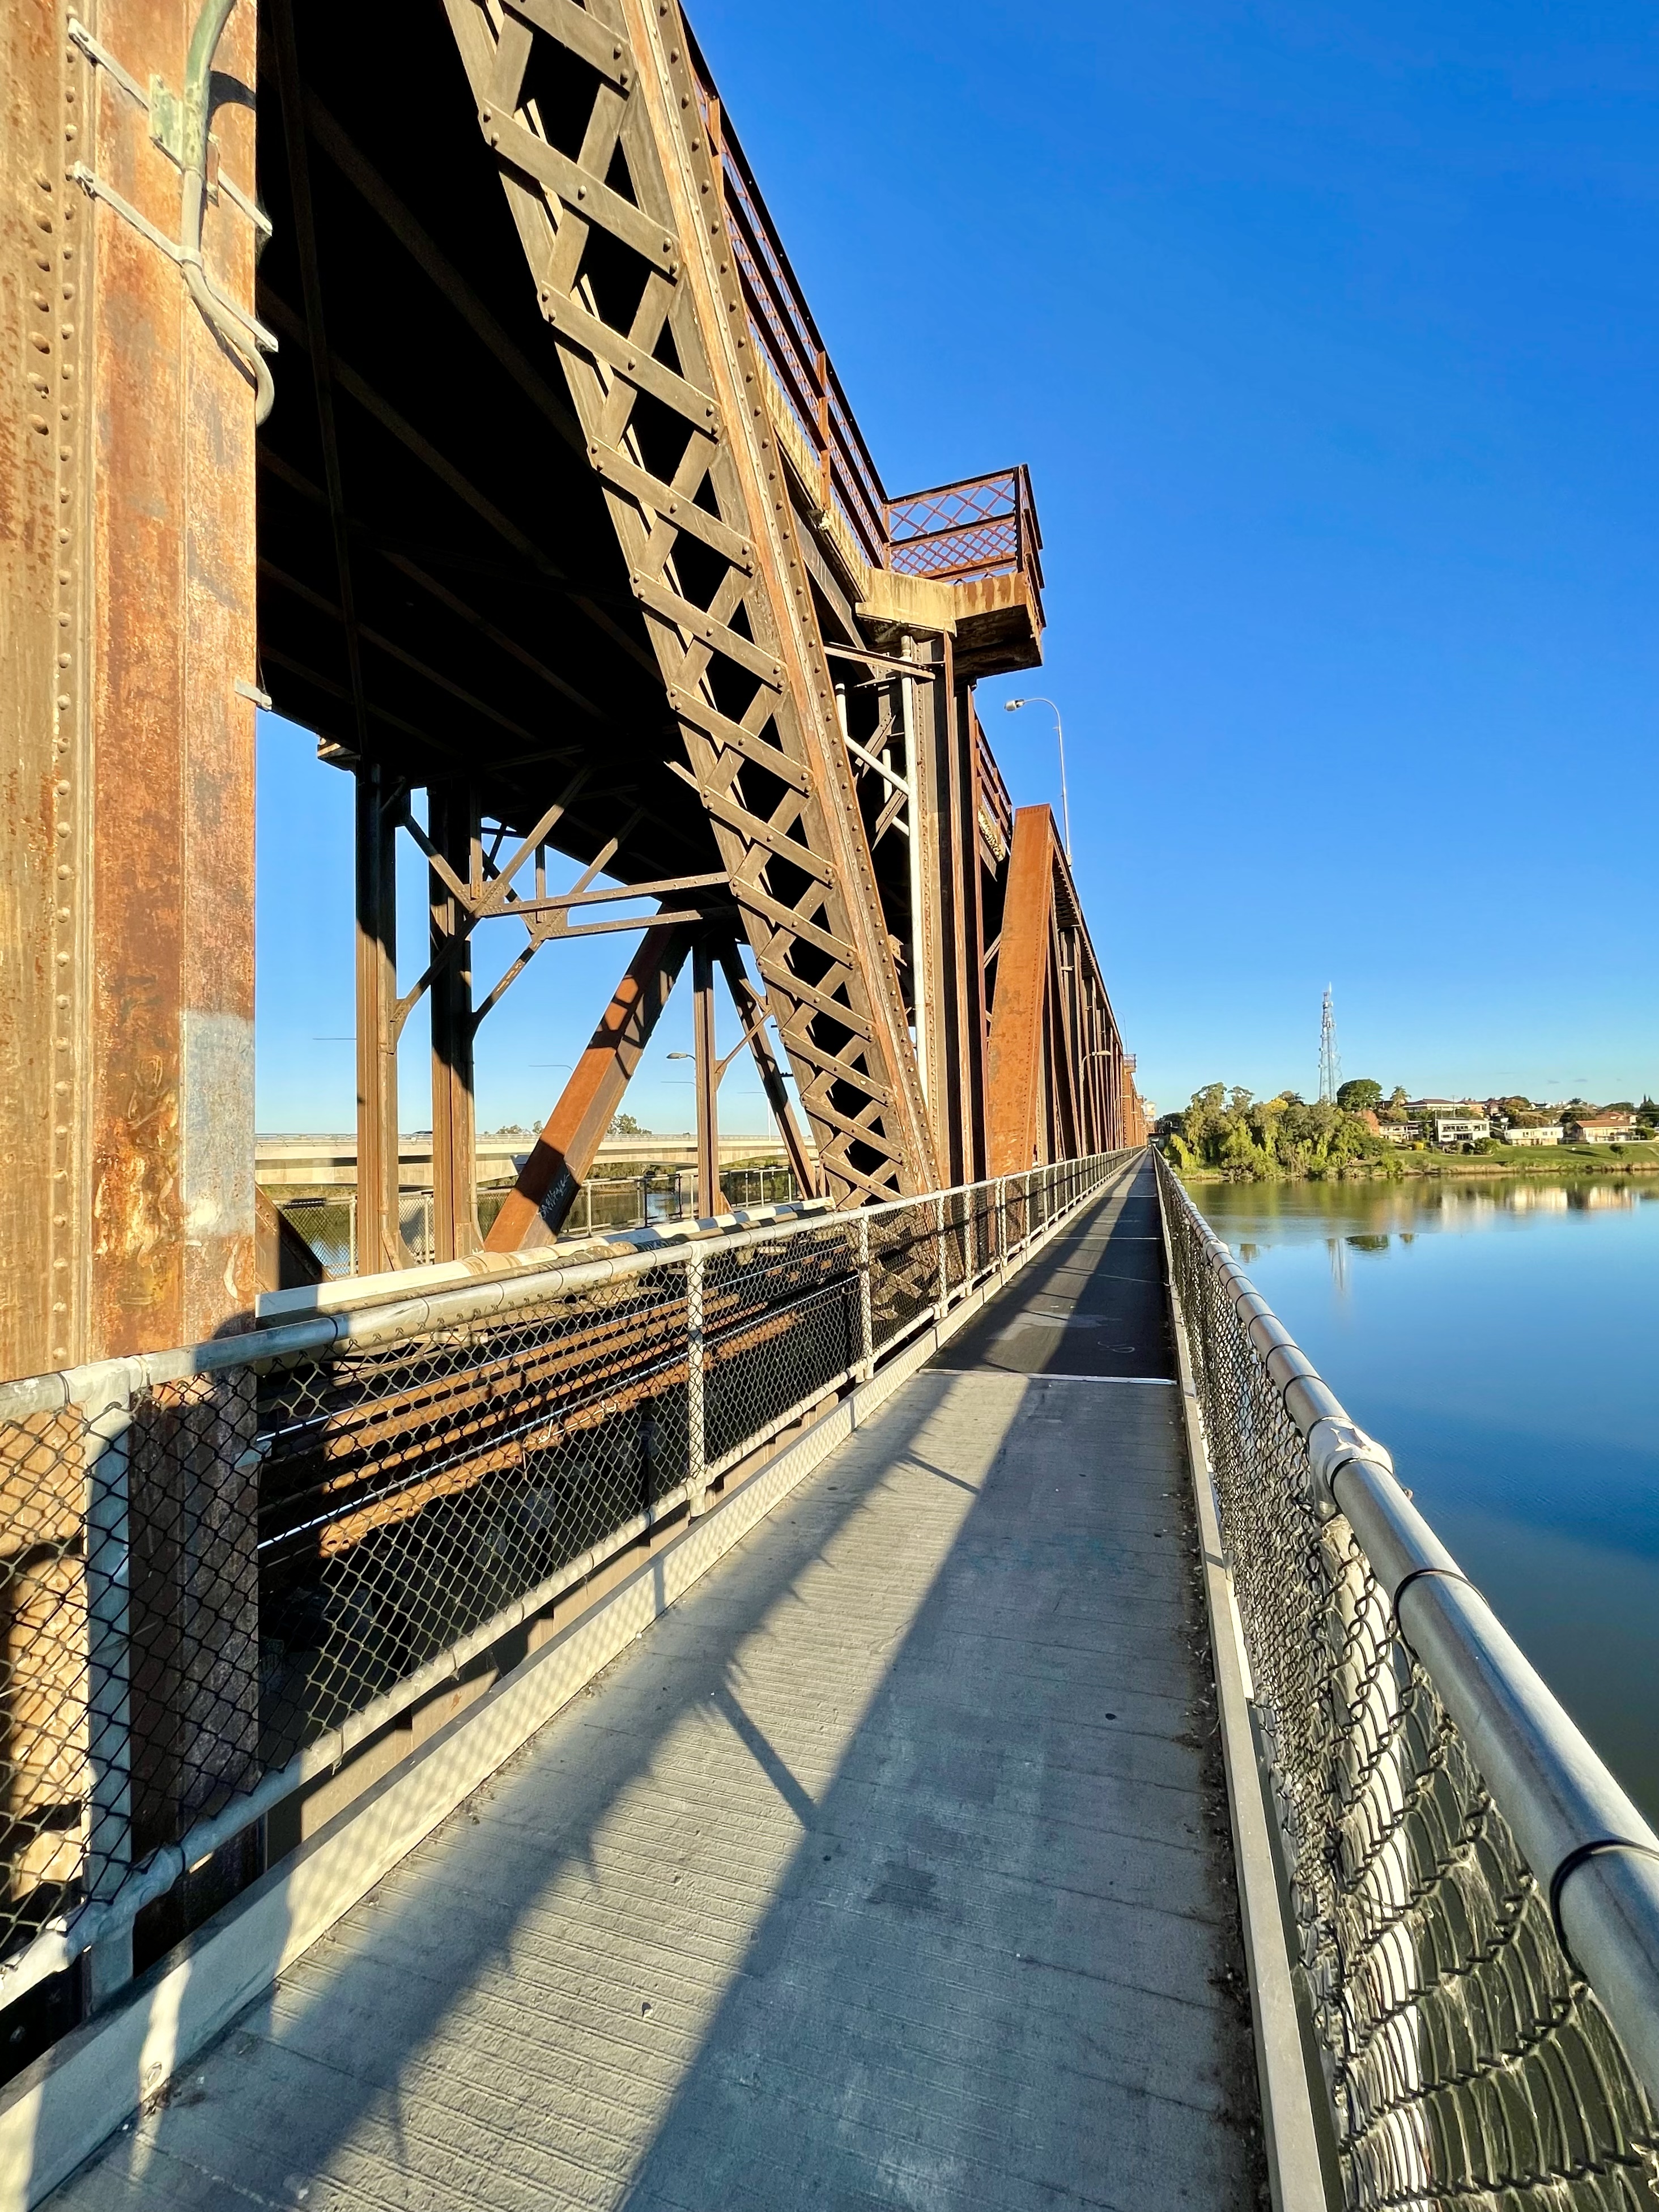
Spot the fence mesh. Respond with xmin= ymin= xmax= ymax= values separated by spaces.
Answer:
xmin=0 ymin=1154 xmax=1129 ymax=2008
xmin=1156 ymin=1153 xmax=1659 ymax=2211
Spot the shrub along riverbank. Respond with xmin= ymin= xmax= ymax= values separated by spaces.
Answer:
xmin=1162 ymin=1084 xmax=1659 ymax=1182
xmin=1164 ymin=1084 xmax=1398 ymax=1180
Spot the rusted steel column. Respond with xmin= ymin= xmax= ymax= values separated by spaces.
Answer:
xmin=961 ymin=695 xmax=993 ymax=1181
xmin=692 ymin=937 xmax=719 ymax=1219
xmin=1 ymin=0 xmax=262 ymax=1377
xmin=904 ymin=639 xmax=951 ymax=1163
xmin=486 ymin=923 xmax=693 ymax=1252
xmin=714 ymin=945 xmax=818 ymax=1200
xmin=354 ymin=764 xmax=402 ymax=1275
xmin=428 ymin=781 xmax=477 ymax=1264
xmin=985 ymin=806 xmax=1057 ymax=1176
xmin=929 ymin=648 xmax=975 ymax=1189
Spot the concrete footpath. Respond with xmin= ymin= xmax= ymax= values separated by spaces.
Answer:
xmin=50 ymin=1160 xmax=1264 ymax=2210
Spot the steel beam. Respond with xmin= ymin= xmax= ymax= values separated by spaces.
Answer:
xmin=484 ymin=922 xmax=694 ymax=1250
xmin=355 ymin=764 xmax=404 ymax=1273
xmin=692 ymin=938 xmax=720 ymax=1218
xmin=986 ymin=807 xmax=1060 ymax=1176
xmin=444 ymin=0 xmax=940 ymax=1206
xmin=428 ymin=780 xmax=478 ymax=1262
xmin=0 ymin=0 xmax=261 ymax=1376
xmin=715 ymin=946 xmax=819 ymax=1199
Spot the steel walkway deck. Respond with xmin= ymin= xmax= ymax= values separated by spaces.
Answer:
xmin=50 ymin=1162 xmax=1262 ymax=2210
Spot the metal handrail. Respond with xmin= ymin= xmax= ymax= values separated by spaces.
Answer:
xmin=0 ymin=1163 xmax=1110 ymax=1420
xmin=1155 ymin=1151 xmax=1659 ymax=2111
xmin=0 ymin=1151 xmax=1138 ymax=2009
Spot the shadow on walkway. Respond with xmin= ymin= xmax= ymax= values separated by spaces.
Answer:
xmin=48 ymin=1167 xmax=1262 ymax=2211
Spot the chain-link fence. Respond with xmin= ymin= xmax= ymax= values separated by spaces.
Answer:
xmin=1155 ymin=1151 xmax=1659 ymax=2210
xmin=278 ymin=1175 xmax=801 ymax=1281
xmin=0 ymin=1150 xmax=1134 ymax=2037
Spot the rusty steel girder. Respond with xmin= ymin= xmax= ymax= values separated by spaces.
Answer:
xmin=441 ymin=0 xmax=940 ymax=1207
xmin=1 ymin=0 xmax=265 ymax=1377
xmin=0 ymin=0 xmax=1145 ymax=1391
xmin=986 ymin=807 xmax=1133 ymax=1176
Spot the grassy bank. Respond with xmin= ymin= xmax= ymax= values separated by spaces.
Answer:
xmin=1176 ymin=1141 xmax=1659 ymax=1184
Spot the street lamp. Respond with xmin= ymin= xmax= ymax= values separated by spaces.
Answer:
xmin=1003 ymin=696 xmax=1071 ymax=866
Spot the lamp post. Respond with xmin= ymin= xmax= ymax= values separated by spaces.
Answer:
xmin=1003 ymin=696 xmax=1071 ymax=865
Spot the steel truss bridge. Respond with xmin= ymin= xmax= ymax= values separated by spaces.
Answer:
xmin=3 ymin=5 xmax=1658 ymax=2209
xmin=1 ymin=0 xmax=1145 ymax=1386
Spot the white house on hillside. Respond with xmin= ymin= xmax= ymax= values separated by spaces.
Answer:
xmin=1434 ymin=1116 xmax=1491 ymax=1148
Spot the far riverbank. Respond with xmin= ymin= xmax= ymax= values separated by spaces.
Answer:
xmin=1176 ymin=1141 xmax=1659 ymax=1184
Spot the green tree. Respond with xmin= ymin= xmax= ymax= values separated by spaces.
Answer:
xmin=1337 ymin=1078 xmax=1382 ymax=1114
xmin=607 ymin=1112 xmax=648 ymax=1138
xmin=1167 ymin=1082 xmax=1396 ymax=1181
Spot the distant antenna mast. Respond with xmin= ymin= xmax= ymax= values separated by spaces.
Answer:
xmin=1318 ymin=985 xmax=1341 ymax=1104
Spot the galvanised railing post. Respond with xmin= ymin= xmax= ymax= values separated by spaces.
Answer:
xmin=856 ymin=1211 xmax=874 ymax=1379
xmin=685 ymin=1251 xmax=707 ymax=1515
xmin=934 ymin=1193 xmax=948 ymax=1318
xmin=83 ymin=1385 xmax=134 ymax=2007
xmin=997 ymin=1179 xmax=1010 ymax=1283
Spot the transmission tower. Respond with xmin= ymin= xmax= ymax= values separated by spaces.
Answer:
xmin=1318 ymin=985 xmax=1341 ymax=1104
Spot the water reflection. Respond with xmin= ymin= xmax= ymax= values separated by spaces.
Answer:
xmin=1204 ymin=1172 xmax=1650 ymax=1239
xmin=1193 ymin=1171 xmax=1659 ymax=1821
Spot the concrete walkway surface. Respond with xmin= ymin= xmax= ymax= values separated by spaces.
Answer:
xmin=49 ymin=1161 xmax=1264 ymax=2210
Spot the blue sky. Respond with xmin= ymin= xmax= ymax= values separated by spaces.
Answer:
xmin=256 ymin=0 xmax=1658 ymax=1133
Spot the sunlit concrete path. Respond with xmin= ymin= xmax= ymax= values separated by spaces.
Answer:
xmin=50 ymin=1162 xmax=1262 ymax=2211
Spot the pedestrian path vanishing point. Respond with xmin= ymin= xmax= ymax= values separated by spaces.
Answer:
xmin=50 ymin=1161 xmax=1263 ymax=2210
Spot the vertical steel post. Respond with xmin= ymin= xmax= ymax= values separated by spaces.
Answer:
xmin=935 ymin=1192 xmax=948 ymax=1318
xmin=429 ymin=780 xmax=478 ymax=1263
xmin=83 ymin=1388 xmax=134 ymax=2006
xmin=899 ymin=642 xmax=930 ymax=1105
xmin=355 ymin=765 xmax=403 ymax=1275
xmin=0 ymin=0 xmax=261 ymax=1373
xmin=692 ymin=937 xmax=720 ymax=1219
xmin=686 ymin=1251 xmax=707 ymax=1515
xmin=856 ymin=1213 xmax=874 ymax=1380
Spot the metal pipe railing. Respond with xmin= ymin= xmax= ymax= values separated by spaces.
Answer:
xmin=0 ymin=1151 xmax=1139 ymax=2016
xmin=1155 ymin=1150 xmax=1659 ymax=2143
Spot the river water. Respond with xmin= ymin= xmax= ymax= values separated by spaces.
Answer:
xmin=1192 ymin=1175 xmax=1659 ymax=1824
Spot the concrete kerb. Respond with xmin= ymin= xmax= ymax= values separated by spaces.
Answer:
xmin=1154 ymin=1171 xmax=1335 ymax=2212
xmin=0 ymin=1169 xmax=1125 ymax=2211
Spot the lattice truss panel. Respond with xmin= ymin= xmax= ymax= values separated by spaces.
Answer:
xmin=887 ymin=474 xmax=1020 ymax=580
xmin=441 ymin=0 xmax=936 ymax=1204
xmin=840 ymin=669 xmax=921 ymax=1010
